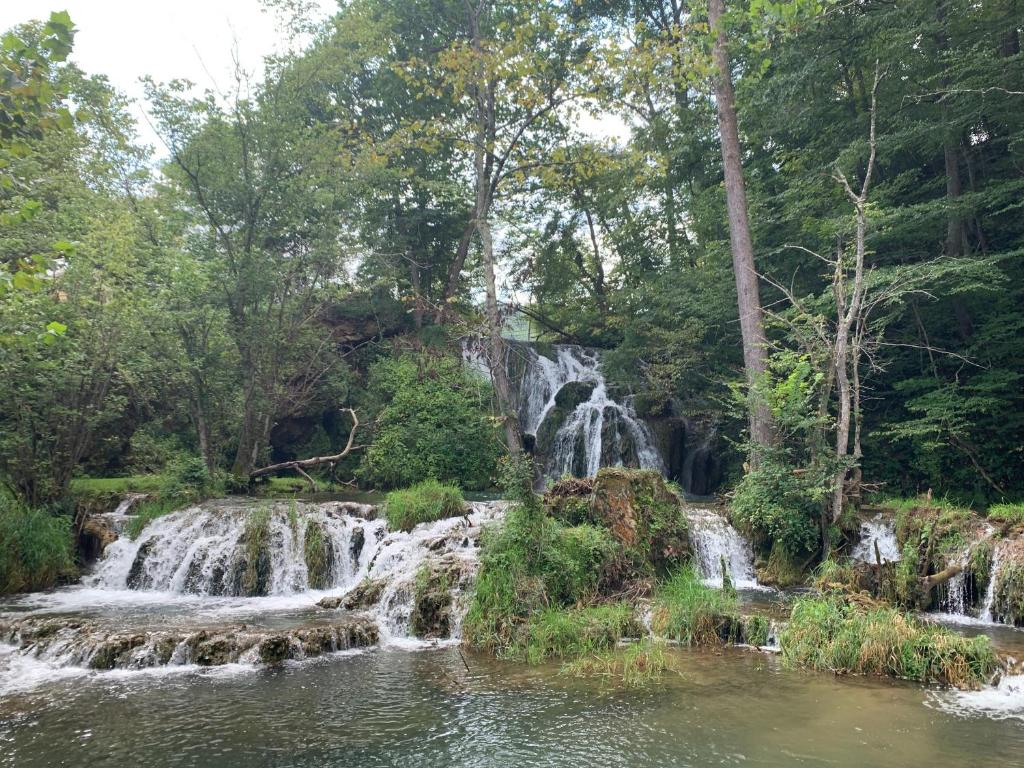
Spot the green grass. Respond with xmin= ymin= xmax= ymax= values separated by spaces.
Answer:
xmin=384 ymin=479 xmax=464 ymax=532
xmin=71 ymin=475 xmax=166 ymax=494
xmin=519 ymin=602 xmax=638 ymax=664
xmin=987 ymin=503 xmax=1024 ymax=525
xmin=563 ymin=639 xmax=672 ymax=687
xmin=780 ymin=596 xmax=1000 ymax=689
xmin=0 ymin=496 xmax=77 ymax=594
xmin=873 ymin=494 xmax=972 ymax=515
xmin=651 ymin=566 xmax=740 ymax=646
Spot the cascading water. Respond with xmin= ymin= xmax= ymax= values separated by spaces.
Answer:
xmin=980 ymin=544 xmax=1005 ymax=623
xmin=684 ymin=506 xmax=759 ymax=589
xmin=850 ymin=516 xmax=901 ymax=563
xmin=464 ymin=339 xmax=665 ymax=481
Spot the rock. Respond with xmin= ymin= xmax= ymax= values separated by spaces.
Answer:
xmin=338 ymin=578 xmax=386 ymax=611
xmin=78 ymin=515 xmax=119 ymax=562
xmin=350 ymin=527 xmax=366 ymax=563
xmin=126 ymin=539 xmax=156 ymax=589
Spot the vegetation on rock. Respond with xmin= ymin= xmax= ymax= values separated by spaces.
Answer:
xmin=384 ymin=480 xmax=465 ymax=533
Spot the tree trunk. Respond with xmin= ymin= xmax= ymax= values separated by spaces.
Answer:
xmin=708 ymin=0 xmax=773 ymax=457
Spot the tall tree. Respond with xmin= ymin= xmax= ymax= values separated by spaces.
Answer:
xmin=707 ymin=0 xmax=773 ymax=456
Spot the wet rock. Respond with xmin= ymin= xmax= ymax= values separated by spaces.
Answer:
xmin=350 ymin=527 xmax=365 ymax=563
xmin=78 ymin=515 xmax=118 ymax=562
xmin=126 ymin=539 xmax=156 ymax=589
xmin=410 ymin=560 xmax=461 ymax=640
xmin=339 ymin=578 xmax=386 ymax=610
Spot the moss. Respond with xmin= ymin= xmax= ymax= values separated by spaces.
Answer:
xmin=992 ymin=541 xmax=1024 ymax=626
xmin=780 ymin=595 xmax=1000 ymax=689
xmin=303 ymin=519 xmax=334 ymax=590
xmin=235 ymin=507 xmax=272 ymax=597
xmin=758 ymin=542 xmax=805 ymax=588
xmin=384 ymin=480 xmax=464 ymax=532
xmin=586 ymin=468 xmax=689 ymax=577
xmin=651 ymin=567 xmax=740 ymax=646
xmin=411 ymin=561 xmax=455 ymax=639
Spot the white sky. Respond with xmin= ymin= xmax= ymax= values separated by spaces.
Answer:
xmin=3 ymin=2 xmax=627 ymax=151
xmin=2 ymin=1 xmax=339 ymax=149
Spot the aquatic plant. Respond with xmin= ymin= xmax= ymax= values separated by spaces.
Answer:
xmin=384 ymin=479 xmax=464 ymax=532
xmin=563 ymin=639 xmax=672 ymax=687
xmin=303 ymin=518 xmax=333 ymax=590
xmin=519 ymin=603 xmax=638 ymax=664
xmin=780 ymin=596 xmax=999 ymax=689
xmin=650 ymin=566 xmax=740 ymax=646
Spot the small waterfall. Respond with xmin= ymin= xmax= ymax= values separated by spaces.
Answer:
xmin=465 ymin=339 xmax=666 ymax=481
xmin=89 ymin=501 xmax=378 ymax=596
xmin=113 ymin=493 xmax=148 ymax=516
xmin=980 ymin=544 xmax=1005 ymax=623
xmin=685 ymin=506 xmax=759 ymax=589
xmin=850 ymin=516 xmax=901 ymax=563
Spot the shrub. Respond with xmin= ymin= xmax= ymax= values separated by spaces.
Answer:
xmin=651 ymin=566 xmax=740 ymax=646
xmin=360 ymin=354 xmax=502 ymax=490
xmin=159 ymin=456 xmax=216 ymax=500
xmin=0 ymin=496 xmax=76 ymax=594
xmin=780 ymin=596 xmax=999 ymax=689
xmin=384 ymin=480 xmax=465 ymax=532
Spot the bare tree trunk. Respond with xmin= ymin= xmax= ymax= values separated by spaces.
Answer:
xmin=708 ymin=0 xmax=773 ymax=457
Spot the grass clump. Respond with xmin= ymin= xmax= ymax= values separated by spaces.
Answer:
xmin=780 ymin=595 xmax=1000 ymax=688
xmin=988 ymin=503 xmax=1024 ymax=525
xmin=651 ymin=566 xmax=740 ymax=646
xmin=411 ymin=561 xmax=455 ymax=639
xmin=0 ymin=496 xmax=76 ymax=594
xmin=520 ymin=603 xmax=638 ymax=664
xmin=563 ymin=640 xmax=671 ymax=687
xmin=384 ymin=479 xmax=464 ymax=532
xmin=238 ymin=506 xmax=272 ymax=596
xmin=304 ymin=518 xmax=333 ymax=589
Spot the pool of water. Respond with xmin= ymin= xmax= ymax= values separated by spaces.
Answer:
xmin=2 ymin=644 xmax=1022 ymax=768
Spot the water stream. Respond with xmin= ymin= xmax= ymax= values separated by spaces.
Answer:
xmin=684 ymin=506 xmax=759 ymax=589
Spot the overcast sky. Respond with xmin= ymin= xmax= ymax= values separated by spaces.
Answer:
xmin=2 ymin=1 xmax=625 ymax=151
xmin=1 ymin=1 xmax=338 ymax=148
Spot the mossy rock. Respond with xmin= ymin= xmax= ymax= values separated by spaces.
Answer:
xmin=231 ymin=511 xmax=273 ymax=596
xmin=410 ymin=560 xmax=460 ymax=639
xmin=534 ymin=381 xmax=596 ymax=458
xmin=304 ymin=519 xmax=335 ymax=590
xmin=588 ymin=468 xmax=688 ymax=576
xmin=993 ymin=539 xmax=1024 ymax=626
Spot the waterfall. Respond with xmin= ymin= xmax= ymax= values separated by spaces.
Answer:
xmin=464 ymin=339 xmax=666 ymax=481
xmin=684 ymin=506 xmax=759 ymax=589
xmin=850 ymin=516 xmax=901 ymax=563
xmin=980 ymin=544 xmax=1004 ymax=623
xmin=89 ymin=501 xmax=379 ymax=596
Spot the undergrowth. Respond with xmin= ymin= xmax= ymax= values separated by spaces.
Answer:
xmin=0 ymin=495 xmax=76 ymax=594
xmin=384 ymin=479 xmax=464 ymax=532
xmin=563 ymin=640 xmax=672 ymax=687
xmin=780 ymin=595 xmax=999 ymax=688
xmin=650 ymin=566 xmax=740 ymax=646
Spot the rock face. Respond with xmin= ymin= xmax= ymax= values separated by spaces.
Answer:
xmin=0 ymin=616 xmax=379 ymax=670
xmin=546 ymin=468 xmax=689 ymax=576
xmin=317 ymin=578 xmax=386 ymax=611
xmin=78 ymin=516 xmax=119 ymax=562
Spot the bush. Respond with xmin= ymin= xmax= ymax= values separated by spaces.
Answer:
xmin=360 ymin=353 xmax=502 ymax=490
xmin=0 ymin=496 xmax=76 ymax=594
xmin=160 ymin=456 xmax=216 ymax=500
xmin=462 ymin=500 xmax=624 ymax=656
xmin=384 ymin=480 xmax=465 ymax=532
xmin=650 ymin=566 xmax=740 ymax=646
xmin=780 ymin=596 xmax=1000 ymax=689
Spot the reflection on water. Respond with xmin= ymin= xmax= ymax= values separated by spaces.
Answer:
xmin=2 ymin=646 xmax=1022 ymax=768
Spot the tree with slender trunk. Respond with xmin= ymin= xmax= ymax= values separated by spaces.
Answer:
xmin=707 ymin=0 xmax=773 ymax=457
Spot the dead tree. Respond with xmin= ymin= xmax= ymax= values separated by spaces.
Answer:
xmin=249 ymin=408 xmax=360 ymax=491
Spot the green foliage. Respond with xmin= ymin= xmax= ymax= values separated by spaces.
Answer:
xmin=384 ymin=479 xmax=465 ymax=532
xmin=780 ymin=596 xmax=999 ymax=689
xmin=462 ymin=500 xmax=624 ymax=657
xmin=988 ymin=503 xmax=1024 ymax=526
xmin=518 ymin=603 xmax=638 ymax=665
xmin=158 ymin=456 xmax=216 ymax=501
xmin=562 ymin=640 xmax=672 ymax=688
xmin=239 ymin=507 xmax=272 ymax=597
xmin=741 ymin=615 xmax=772 ymax=647
xmin=651 ymin=567 xmax=740 ymax=646
xmin=360 ymin=353 xmax=502 ymax=491
xmin=0 ymin=494 xmax=76 ymax=594
xmin=303 ymin=519 xmax=332 ymax=590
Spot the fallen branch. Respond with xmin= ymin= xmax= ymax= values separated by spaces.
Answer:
xmin=921 ymin=563 xmax=964 ymax=592
xmin=249 ymin=409 xmax=361 ymax=491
